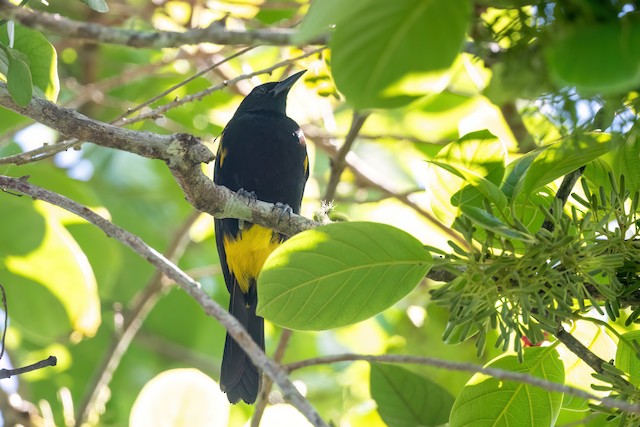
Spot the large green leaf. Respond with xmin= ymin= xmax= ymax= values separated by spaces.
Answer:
xmin=331 ymin=0 xmax=470 ymax=109
xmin=450 ymin=347 xmax=565 ymax=427
xmin=293 ymin=0 xmax=363 ymax=43
xmin=0 ymin=24 xmax=59 ymax=101
xmin=521 ymin=132 xmax=621 ymax=198
xmin=370 ymin=363 xmax=454 ymax=427
xmin=547 ymin=18 xmax=640 ymax=95
xmin=6 ymin=48 xmax=32 ymax=106
xmin=0 ymin=198 xmax=100 ymax=337
xmin=257 ymin=222 xmax=432 ymax=330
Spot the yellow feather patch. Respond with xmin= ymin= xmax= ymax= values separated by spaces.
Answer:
xmin=222 ymin=225 xmax=281 ymax=294
xmin=218 ymin=147 xmax=228 ymax=167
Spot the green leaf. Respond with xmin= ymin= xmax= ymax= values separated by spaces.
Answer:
xmin=460 ymin=205 xmax=536 ymax=242
xmin=615 ymin=330 xmax=640 ymax=387
xmin=257 ymin=222 xmax=432 ymax=330
xmin=613 ymin=136 xmax=640 ymax=195
xmin=501 ymin=151 xmax=539 ymax=200
xmin=522 ymin=132 xmax=621 ymax=198
xmin=0 ymin=24 xmax=59 ymax=101
xmin=431 ymin=160 xmax=509 ymax=214
xmin=6 ymin=48 xmax=32 ymax=106
xmin=294 ymin=0 xmax=362 ymax=43
xmin=429 ymin=130 xmax=507 ymax=225
xmin=331 ymin=0 xmax=470 ymax=109
xmin=370 ymin=363 xmax=454 ymax=427
xmin=80 ymin=0 xmax=109 ymax=13
xmin=0 ymin=198 xmax=101 ymax=337
xmin=546 ymin=18 xmax=640 ymax=95
xmin=450 ymin=347 xmax=565 ymax=427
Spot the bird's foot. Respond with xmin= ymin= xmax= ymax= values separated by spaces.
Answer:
xmin=237 ymin=188 xmax=257 ymax=205
xmin=272 ymin=202 xmax=293 ymax=225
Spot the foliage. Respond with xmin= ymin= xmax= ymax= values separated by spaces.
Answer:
xmin=0 ymin=0 xmax=640 ymax=426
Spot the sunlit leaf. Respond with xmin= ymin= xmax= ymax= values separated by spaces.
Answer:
xmin=258 ymin=404 xmax=315 ymax=427
xmin=331 ymin=0 xmax=470 ymax=109
xmin=1 ymin=199 xmax=100 ymax=337
xmin=450 ymin=347 xmax=565 ymax=427
xmin=429 ymin=130 xmax=507 ymax=225
xmin=130 ymin=369 xmax=229 ymax=427
xmin=294 ymin=0 xmax=362 ymax=43
xmin=257 ymin=222 xmax=432 ymax=330
xmin=522 ymin=132 xmax=622 ymax=198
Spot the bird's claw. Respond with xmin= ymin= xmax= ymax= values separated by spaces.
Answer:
xmin=237 ymin=188 xmax=257 ymax=205
xmin=272 ymin=202 xmax=293 ymax=224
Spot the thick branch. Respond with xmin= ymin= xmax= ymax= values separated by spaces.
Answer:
xmin=0 ymin=84 xmax=320 ymax=237
xmin=0 ymin=176 xmax=329 ymax=427
xmin=0 ymin=2 xmax=328 ymax=47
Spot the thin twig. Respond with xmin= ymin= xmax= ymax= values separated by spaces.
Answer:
xmin=112 ymin=46 xmax=256 ymax=124
xmin=0 ymin=356 xmax=57 ymax=379
xmin=323 ymin=111 xmax=369 ymax=201
xmin=285 ymin=353 xmax=640 ymax=415
xmin=122 ymin=47 xmax=325 ymax=126
xmin=0 ymin=176 xmax=329 ymax=427
xmin=554 ymin=326 xmax=607 ymax=375
xmin=500 ymin=102 xmax=537 ymax=153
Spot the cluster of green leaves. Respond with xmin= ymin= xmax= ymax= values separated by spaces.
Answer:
xmin=0 ymin=22 xmax=59 ymax=106
xmin=429 ymin=128 xmax=640 ymax=357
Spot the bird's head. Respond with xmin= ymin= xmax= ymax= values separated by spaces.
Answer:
xmin=235 ymin=70 xmax=306 ymax=115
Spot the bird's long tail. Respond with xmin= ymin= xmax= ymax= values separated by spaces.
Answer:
xmin=220 ymin=285 xmax=264 ymax=404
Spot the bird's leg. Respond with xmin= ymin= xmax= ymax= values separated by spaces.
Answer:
xmin=237 ymin=188 xmax=257 ymax=230
xmin=237 ymin=188 xmax=257 ymax=204
xmin=272 ymin=202 xmax=293 ymax=225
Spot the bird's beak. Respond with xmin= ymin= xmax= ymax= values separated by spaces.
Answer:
xmin=271 ymin=70 xmax=306 ymax=96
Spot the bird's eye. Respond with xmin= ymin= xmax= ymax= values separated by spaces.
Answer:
xmin=255 ymin=87 xmax=267 ymax=94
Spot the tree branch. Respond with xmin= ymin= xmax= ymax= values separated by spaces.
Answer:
xmin=75 ymin=211 xmax=201 ymax=427
xmin=285 ymin=353 xmax=640 ymax=415
xmin=0 ymin=176 xmax=329 ymax=427
xmin=0 ymin=84 xmax=320 ymax=237
xmin=323 ymin=111 xmax=369 ymax=201
xmin=0 ymin=356 xmax=57 ymax=379
xmin=0 ymin=2 xmax=328 ymax=47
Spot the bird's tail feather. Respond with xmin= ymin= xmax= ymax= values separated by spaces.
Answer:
xmin=220 ymin=286 xmax=264 ymax=404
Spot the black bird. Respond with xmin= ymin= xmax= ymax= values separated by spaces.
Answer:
xmin=214 ymin=70 xmax=309 ymax=404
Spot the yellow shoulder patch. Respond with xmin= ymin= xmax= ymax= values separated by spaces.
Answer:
xmin=218 ymin=146 xmax=228 ymax=167
xmin=222 ymin=225 xmax=281 ymax=294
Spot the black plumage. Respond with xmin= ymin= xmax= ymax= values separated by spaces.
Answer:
xmin=214 ymin=70 xmax=308 ymax=404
